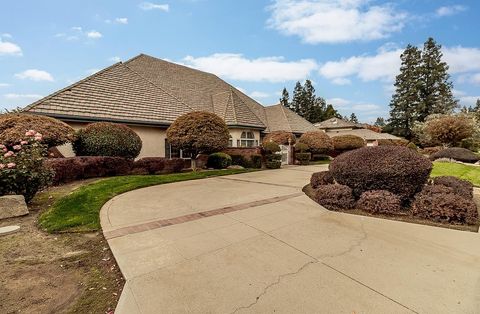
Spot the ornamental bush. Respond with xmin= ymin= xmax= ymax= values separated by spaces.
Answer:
xmin=329 ymin=146 xmax=432 ymax=201
xmin=0 ymin=113 xmax=75 ymax=147
xmin=421 ymin=146 xmax=443 ymax=155
xmin=207 ymin=152 xmax=232 ymax=169
xmin=164 ymin=158 xmax=185 ymax=173
xmin=229 ymin=154 xmax=248 ymax=167
xmin=298 ymin=131 xmax=333 ymax=154
xmin=166 ymin=112 xmax=229 ymax=169
xmin=132 ymin=157 xmax=166 ymax=175
xmin=73 ymin=122 xmax=142 ymax=159
xmin=295 ymin=143 xmax=309 ymax=153
xmin=295 ymin=152 xmax=311 ymax=165
xmin=332 ymin=135 xmax=365 ymax=151
xmin=313 ymin=184 xmax=355 ymax=211
xmin=262 ymin=141 xmax=281 ymax=154
xmin=432 ymin=176 xmax=473 ymax=199
xmin=357 ymin=190 xmax=402 ymax=214
xmin=250 ymin=154 xmax=262 ymax=169
xmin=376 ymin=138 xmax=409 ymax=146
xmin=430 ymin=147 xmax=479 ymax=163
xmin=262 ymin=131 xmax=296 ymax=145
xmin=0 ymin=130 xmax=53 ymax=202
xmin=310 ymin=171 xmax=334 ymax=188
xmin=412 ymin=185 xmax=478 ymax=225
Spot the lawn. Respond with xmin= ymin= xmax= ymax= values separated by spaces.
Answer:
xmin=39 ymin=169 xmax=253 ymax=233
xmin=431 ymin=162 xmax=480 ymax=187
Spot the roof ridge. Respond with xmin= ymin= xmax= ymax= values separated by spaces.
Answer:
xmin=122 ymin=63 xmax=196 ymax=112
xmin=23 ymin=62 xmax=123 ymax=112
xmin=278 ymin=104 xmax=293 ymax=132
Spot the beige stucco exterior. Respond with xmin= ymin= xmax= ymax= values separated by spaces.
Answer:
xmin=57 ymin=121 xmax=262 ymax=159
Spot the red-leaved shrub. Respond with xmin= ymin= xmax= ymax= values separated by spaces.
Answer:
xmin=133 ymin=157 xmax=166 ymax=174
xmin=310 ymin=171 xmax=334 ymax=188
xmin=412 ymin=185 xmax=478 ymax=225
xmin=432 ymin=176 xmax=473 ymax=199
xmin=430 ymin=147 xmax=480 ymax=163
xmin=329 ymin=146 xmax=432 ymax=202
xmin=357 ymin=190 xmax=402 ymax=214
xmin=313 ymin=184 xmax=355 ymax=211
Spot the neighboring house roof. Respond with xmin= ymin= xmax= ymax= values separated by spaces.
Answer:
xmin=326 ymin=129 xmax=400 ymax=141
xmin=264 ymin=104 xmax=318 ymax=134
xmin=314 ymin=118 xmax=357 ymax=130
xmin=24 ymin=54 xmax=314 ymax=133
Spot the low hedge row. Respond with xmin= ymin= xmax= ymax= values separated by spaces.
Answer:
xmin=45 ymin=156 xmax=186 ymax=185
xmin=229 ymin=154 xmax=262 ymax=168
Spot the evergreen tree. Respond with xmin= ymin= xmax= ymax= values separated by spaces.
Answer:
xmin=291 ymin=81 xmax=303 ymax=115
xmin=418 ymin=37 xmax=457 ymax=120
xmin=389 ymin=44 xmax=422 ymax=139
xmin=349 ymin=113 xmax=359 ymax=123
xmin=301 ymin=80 xmax=316 ymax=121
xmin=324 ymin=104 xmax=341 ymax=120
xmin=374 ymin=117 xmax=386 ymax=127
xmin=279 ymin=87 xmax=290 ymax=109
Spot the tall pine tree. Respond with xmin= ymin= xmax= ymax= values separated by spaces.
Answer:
xmin=418 ymin=37 xmax=457 ymax=120
xmin=389 ymin=44 xmax=422 ymax=139
xmin=349 ymin=113 xmax=359 ymax=123
xmin=374 ymin=117 xmax=386 ymax=127
xmin=279 ymin=87 xmax=290 ymax=109
xmin=291 ymin=81 xmax=303 ymax=115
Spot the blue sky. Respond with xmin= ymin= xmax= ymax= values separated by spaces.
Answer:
xmin=1 ymin=0 xmax=479 ymax=122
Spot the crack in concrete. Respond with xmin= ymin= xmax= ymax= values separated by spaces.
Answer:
xmin=318 ymin=221 xmax=368 ymax=259
xmin=230 ymin=259 xmax=318 ymax=314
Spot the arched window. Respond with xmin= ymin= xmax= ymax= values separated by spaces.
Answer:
xmin=238 ymin=131 xmax=258 ymax=147
xmin=228 ymin=134 xmax=233 ymax=147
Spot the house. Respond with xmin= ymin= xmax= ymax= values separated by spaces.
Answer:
xmin=24 ymin=54 xmax=317 ymax=158
xmin=314 ymin=118 xmax=400 ymax=145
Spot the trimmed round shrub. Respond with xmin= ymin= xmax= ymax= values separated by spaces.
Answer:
xmin=250 ymin=154 xmax=262 ymax=168
xmin=166 ymin=111 xmax=229 ymax=158
xmin=357 ymin=190 xmax=402 ymax=214
xmin=298 ymin=131 xmax=333 ymax=154
xmin=430 ymin=147 xmax=480 ymax=163
xmin=412 ymin=185 xmax=478 ymax=225
xmin=207 ymin=152 xmax=232 ymax=169
xmin=432 ymin=176 xmax=473 ymax=199
xmin=73 ymin=122 xmax=142 ymax=159
xmin=332 ymin=135 xmax=365 ymax=151
xmin=329 ymin=146 xmax=432 ymax=201
xmin=266 ymin=160 xmax=281 ymax=169
xmin=295 ymin=152 xmax=311 ymax=165
xmin=229 ymin=154 xmax=248 ymax=167
xmin=295 ymin=143 xmax=309 ymax=153
xmin=263 ymin=131 xmax=296 ymax=145
xmin=313 ymin=184 xmax=355 ymax=211
xmin=263 ymin=141 xmax=281 ymax=154
xmin=310 ymin=171 xmax=334 ymax=188
xmin=0 ymin=113 xmax=75 ymax=147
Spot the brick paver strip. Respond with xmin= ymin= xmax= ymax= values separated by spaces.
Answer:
xmin=216 ymin=177 xmax=300 ymax=189
xmin=104 ymin=192 xmax=303 ymax=240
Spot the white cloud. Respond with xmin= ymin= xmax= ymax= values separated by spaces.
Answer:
xmin=182 ymin=53 xmax=318 ymax=82
xmin=1 ymin=33 xmax=12 ymax=39
xmin=139 ymin=2 xmax=169 ymax=11
xmin=351 ymin=103 xmax=380 ymax=111
xmin=459 ymin=96 xmax=480 ymax=107
xmin=4 ymin=93 xmax=43 ymax=100
xmin=0 ymin=39 xmax=22 ymax=56
xmin=0 ymin=83 xmax=10 ymax=88
xmin=332 ymin=77 xmax=351 ymax=85
xmin=72 ymin=26 xmax=83 ymax=31
xmin=15 ymin=69 xmax=54 ymax=82
xmin=326 ymin=97 xmax=350 ymax=107
xmin=109 ymin=56 xmax=121 ymax=62
xmin=86 ymin=31 xmax=102 ymax=39
xmin=436 ymin=5 xmax=467 ymax=17
xmin=249 ymin=91 xmax=270 ymax=99
xmin=443 ymin=46 xmax=480 ymax=74
xmin=115 ymin=17 xmax=128 ymax=24
xmin=267 ymin=0 xmax=407 ymax=44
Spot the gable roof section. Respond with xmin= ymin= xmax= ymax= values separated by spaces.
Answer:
xmin=264 ymin=104 xmax=318 ymax=134
xmin=326 ymin=129 xmax=400 ymax=141
xmin=314 ymin=117 xmax=357 ymax=129
xmin=25 ymin=53 xmax=318 ymax=133
xmin=24 ymin=62 xmax=192 ymax=125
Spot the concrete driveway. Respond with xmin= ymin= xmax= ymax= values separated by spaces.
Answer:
xmin=101 ymin=165 xmax=480 ymax=314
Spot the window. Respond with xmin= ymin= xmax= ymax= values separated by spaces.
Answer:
xmin=228 ymin=135 xmax=233 ymax=147
xmin=165 ymin=139 xmax=192 ymax=159
xmin=239 ymin=131 xmax=257 ymax=147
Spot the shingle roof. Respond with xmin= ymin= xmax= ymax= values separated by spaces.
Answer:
xmin=264 ymin=104 xmax=318 ymax=134
xmin=24 ymin=54 xmax=315 ymax=132
xmin=326 ymin=129 xmax=400 ymax=141
xmin=314 ymin=118 xmax=357 ymax=129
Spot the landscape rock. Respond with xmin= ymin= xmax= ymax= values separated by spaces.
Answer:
xmin=0 ymin=225 xmax=20 ymax=236
xmin=227 ymin=165 xmax=244 ymax=170
xmin=0 ymin=195 xmax=29 ymax=220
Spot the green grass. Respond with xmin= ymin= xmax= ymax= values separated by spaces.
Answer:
xmin=431 ymin=162 xmax=480 ymax=187
xmin=39 ymin=169 xmax=253 ymax=233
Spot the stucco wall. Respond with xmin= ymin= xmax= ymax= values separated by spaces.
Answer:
xmin=57 ymin=122 xmax=262 ymax=159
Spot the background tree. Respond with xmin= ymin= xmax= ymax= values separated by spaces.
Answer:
xmin=418 ymin=38 xmax=457 ymax=120
xmin=389 ymin=45 xmax=422 ymax=139
xmin=279 ymin=88 xmax=290 ymax=109
xmin=420 ymin=114 xmax=475 ymax=147
xmin=291 ymin=81 xmax=303 ymax=114
xmin=166 ymin=111 xmax=230 ymax=170
xmin=349 ymin=113 xmax=358 ymax=123
xmin=374 ymin=117 xmax=386 ymax=128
